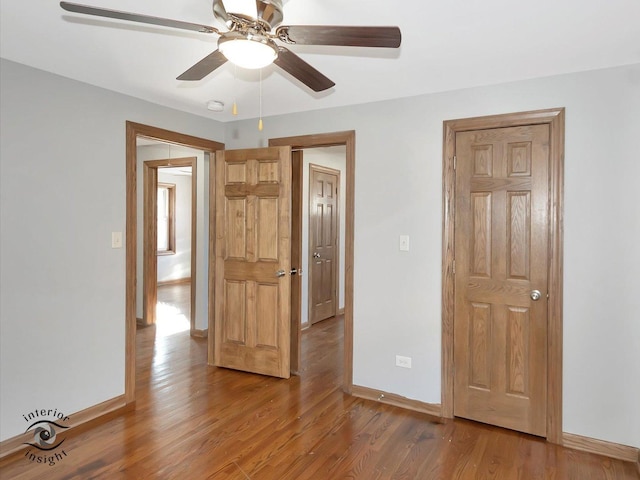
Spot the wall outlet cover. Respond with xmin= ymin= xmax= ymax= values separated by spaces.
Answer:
xmin=395 ymin=355 xmax=412 ymax=368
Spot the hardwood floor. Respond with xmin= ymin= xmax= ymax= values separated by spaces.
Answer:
xmin=157 ymin=282 xmax=191 ymax=316
xmin=1 ymin=316 xmax=637 ymax=479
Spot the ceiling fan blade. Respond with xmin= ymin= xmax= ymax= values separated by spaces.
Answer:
xmin=177 ymin=50 xmax=228 ymax=81
xmin=276 ymin=25 xmax=401 ymax=48
xmin=274 ymin=47 xmax=335 ymax=92
xmin=60 ymin=2 xmax=219 ymax=34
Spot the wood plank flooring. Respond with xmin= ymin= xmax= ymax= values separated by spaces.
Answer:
xmin=156 ymin=283 xmax=190 ymax=317
xmin=1 ymin=309 xmax=638 ymax=479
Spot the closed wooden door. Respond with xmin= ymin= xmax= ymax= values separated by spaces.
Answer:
xmin=214 ymin=147 xmax=291 ymax=378
xmin=454 ymin=125 xmax=549 ymax=436
xmin=309 ymin=165 xmax=339 ymax=325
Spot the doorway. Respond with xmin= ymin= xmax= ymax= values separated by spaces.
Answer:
xmin=298 ymin=152 xmax=346 ymax=329
xmin=270 ymin=132 xmax=355 ymax=391
xmin=125 ymin=122 xmax=224 ymax=403
xmin=441 ymin=108 xmax=565 ymax=443
xmin=141 ymin=155 xmax=196 ymax=335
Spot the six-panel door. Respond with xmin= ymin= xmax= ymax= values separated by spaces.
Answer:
xmin=454 ymin=125 xmax=550 ymax=436
xmin=214 ymin=147 xmax=292 ymax=378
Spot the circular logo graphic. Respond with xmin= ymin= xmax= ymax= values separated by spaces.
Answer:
xmin=24 ymin=420 xmax=69 ymax=451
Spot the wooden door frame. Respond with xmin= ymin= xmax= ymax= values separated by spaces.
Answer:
xmin=308 ymin=163 xmax=341 ymax=325
xmin=441 ymin=108 xmax=565 ymax=443
xmin=269 ymin=131 xmax=355 ymax=393
xmin=125 ymin=121 xmax=224 ymax=404
xmin=142 ymin=156 xmax=197 ymax=332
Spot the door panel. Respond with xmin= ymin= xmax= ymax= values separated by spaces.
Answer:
xmin=309 ymin=165 xmax=339 ymax=324
xmin=214 ymin=147 xmax=291 ymax=378
xmin=454 ymin=125 xmax=549 ymax=436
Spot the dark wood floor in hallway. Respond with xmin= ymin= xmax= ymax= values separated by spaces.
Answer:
xmin=1 ymin=314 xmax=637 ymax=479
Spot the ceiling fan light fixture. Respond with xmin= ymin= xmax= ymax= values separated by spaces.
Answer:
xmin=218 ymin=33 xmax=278 ymax=69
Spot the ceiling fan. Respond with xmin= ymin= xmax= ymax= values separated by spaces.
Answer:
xmin=59 ymin=0 xmax=401 ymax=92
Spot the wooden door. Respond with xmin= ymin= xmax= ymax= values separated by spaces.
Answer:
xmin=214 ymin=147 xmax=291 ymax=378
xmin=309 ymin=165 xmax=339 ymax=325
xmin=454 ymin=124 xmax=549 ymax=436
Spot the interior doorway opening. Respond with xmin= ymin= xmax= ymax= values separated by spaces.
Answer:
xmin=139 ymin=151 xmax=196 ymax=329
xmin=149 ymin=160 xmax=194 ymax=337
xmin=270 ymin=131 xmax=355 ymax=391
xmin=300 ymin=147 xmax=346 ymax=329
xmin=125 ymin=122 xmax=224 ymax=403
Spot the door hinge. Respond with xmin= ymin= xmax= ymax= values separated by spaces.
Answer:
xmin=453 ymin=155 xmax=457 ymax=170
xmin=452 ymin=260 xmax=456 ymax=274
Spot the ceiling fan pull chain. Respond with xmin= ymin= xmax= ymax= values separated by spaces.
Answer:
xmin=258 ymin=69 xmax=264 ymax=131
xmin=232 ymin=64 xmax=238 ymax=116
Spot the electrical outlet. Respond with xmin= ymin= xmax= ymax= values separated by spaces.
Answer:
xmin=395 ymin=355 xmax=412 ymax=369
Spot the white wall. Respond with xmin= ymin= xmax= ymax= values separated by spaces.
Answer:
xmin=301 ymin=147 xmax=347 ymax=325
xmin=0 ymin=59 xmax=223 ymax=440
xmin=225 ymin=64 xmax=640 ymax=448
xmin=157 ymin=169 xmax=192 ymax=283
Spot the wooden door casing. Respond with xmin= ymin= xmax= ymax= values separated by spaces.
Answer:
xmin=454 ymin=124 xmax=550 ymax=436
xmin=309 ymin=165 xmax=340 ymax=325
xmin=214 ymin=147 xmax=292 ymax=378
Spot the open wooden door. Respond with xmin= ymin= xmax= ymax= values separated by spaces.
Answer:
xmin=214 ymin=147 xmax=292 ymax=378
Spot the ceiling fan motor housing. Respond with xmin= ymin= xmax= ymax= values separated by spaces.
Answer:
xmin=213 ymin=0 xmax=284 ymax=30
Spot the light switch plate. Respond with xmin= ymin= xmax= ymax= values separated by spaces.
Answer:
xmin=399 ymin=235 xmax=410 ymax=252
xmin=112 ymin=232 xmax=123 ymax=249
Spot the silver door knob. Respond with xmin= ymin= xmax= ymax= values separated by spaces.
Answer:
xmin=530 ymin=290 xmax=541 ymax=301
xmin=276 ymin=269 xmax=286 ymax=278
xmin=312 ymin=252 xmax=321 ymax=258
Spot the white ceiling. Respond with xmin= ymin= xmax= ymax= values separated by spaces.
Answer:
xmin=2 ymin=0 xmax=639 ymax=122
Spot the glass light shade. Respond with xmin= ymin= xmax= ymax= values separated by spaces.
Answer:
xmin=219 ymin=37 xmax=278 ymax=69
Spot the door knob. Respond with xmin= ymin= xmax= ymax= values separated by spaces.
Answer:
xmin=530 ymin=290 xmax=542 ymax=301
xmin=276 ymin=269 xmax=286 ymax=278
xmin=312 ymin=252 xmax=321 ymax=259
